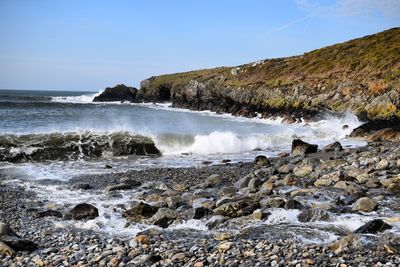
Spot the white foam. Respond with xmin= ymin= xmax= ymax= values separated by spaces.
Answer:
xmin=170 ymin=219 xmax=209 ymax=231
xmin=264 ymin=208 xmax=301 ymax=224
xmin=51 ymin=93 xmax=99 ymax=103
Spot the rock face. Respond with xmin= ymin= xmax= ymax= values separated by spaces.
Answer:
xmin=64 ymin=203 xmax=99 ymax=220
xmin=136 ymin=28 xmax=400 ymax=121
xmin=0 ymin=223 xmax=37 ymax=255
xmin=93 ymin=84 xmax=138 ymax=102
xmin=291 ymin=139 xmax=318 ymax=156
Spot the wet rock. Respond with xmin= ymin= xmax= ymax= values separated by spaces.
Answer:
xmin=282 ymin=115 xmax=297 ymax=124
xmin=284 ymin=199 xmax=303 ymax=210
xmin=314 ymin=178 xmax=333 ymax=187
xmin=64 ymin=203 xmax=99 ymax=220
xmin=323 ymin=141 xmax=343 ymax=152
xmin=278 ymin=163 xmax=295 ymax=174
xmin=123 ymin=202 xmax=159 ymax=222
xmin=0 ymin=223 xmax=37 ymax=254
xmin=336 ymin=192 xmax=366 ymax=206
xmin=291 ymin=139 xmax=318 ymax=156
xmin=214 ymin=197 xmax=260 ymax=218
xmin=354 ymin=219 xmax=392 ymax=234
xmin=35 ymin=209 xmax=63 ymax=218
xmin=260 ymin=197 xmax=286 ymax=209
xmin=297 ymin=209 xmax=330 ymax=222
xmin=150 ymin=208 xmax=178 ymax=228
xmin=254 ymin=155 xmax=270 ymax=167
xmin=71 ymin=183 xmax=92 ymax=190
xmin=93 ymin=84 xmax=138 ymax=102
xmin=248 ymin=177 xmax=261 ymax=193
xmin=352 ymin=197 xmax=378 ymax=212
xmin=105 ymin=183 xmax=133 ymax=192
xmin=331 ymin=234 xmax=360 ymax=254
xmin=253 ymin=210 xmax=271 ymax=220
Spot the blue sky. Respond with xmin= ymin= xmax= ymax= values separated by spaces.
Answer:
xmin=0 ymin=0 xmax=399 ymax=91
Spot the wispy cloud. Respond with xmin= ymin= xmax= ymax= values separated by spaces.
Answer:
xmin=297 ymin=0 xmax=400 ymax=19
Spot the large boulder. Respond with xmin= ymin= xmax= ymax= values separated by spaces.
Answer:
xmin=214 ymin=197 xmax=260 ymax=218
xmin=93 ymin=84 xmax=138 ymax=102
xmin=297 ymin=209 xmax=330 ymax=222
xmin=64 ymin=203 xmax=99 ymax=220
xmin=150 ymin=208 xmax=178 ymax=228
xmin=0 ymin=223 xmax=37 ymax=255
xmin=354 ymin=219 xmax=392 ymax=234
xmin=352 ymin=197 xmax=378 ymax=212
xmin=291 ymin=139 xmax=318 ymax=156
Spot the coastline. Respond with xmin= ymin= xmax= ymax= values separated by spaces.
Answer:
xmin=1 ymin=140 xmax=399 ymax=266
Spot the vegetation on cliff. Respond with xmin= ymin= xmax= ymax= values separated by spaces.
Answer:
xmin=138 ymin=28 xmax=400 ymax=120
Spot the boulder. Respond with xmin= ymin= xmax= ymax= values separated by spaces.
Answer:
xmin=254 ymin=155 xmax=270 ymax=167
xmin=291 ymin=139 xmax=318 ymax=156
xmin=123 ymin=202 xmax=159 ymax=222
xmin=297 ymin=209 xmax=330 ymax=222
xmin=206 ymin=174 xmax=222 ymax=187
xmin=35 ymin=209 xmax=63 ymax=218
xmin=284 ymin=199 xmax=303 ymax=210
xmin=93 ymin=84 xmax=138 ymax=102
xmin=354 ymin=219 xmax=392 ymax=234
xmin=376 ymin=159 xmax=389 ymax=170
xmin=214 ymin=197 xmax=260 ymax=218
xmin=0 ymin=223 xmax=37 ymax=254
xmin=352 ymin=197 xmax=378 ymax=212
xmin=150 ymin=208 xmax=178 ymax=228
xmin=260 ymin=197 xmax=286 ymax=209
xmin=323 ymin=141 xmax=343 ymax=152
xmin=64 ymin=203 xmax=99 ymax=220
xmin=105 ymin=183 xmax=133 ymax=192
xmin=293 ymin=164 xmax=313 ymax=177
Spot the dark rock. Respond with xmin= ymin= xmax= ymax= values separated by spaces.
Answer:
xmin=105 ymin=165 xmax=112 ymax=169
xmin=105 ymin=183 xmax=133 ymax=192
xmin=260 ymin=197 xmax=286 ymax=209
xmin=123 ymin=202 xmax=159 ymax=222
xmin=284 ymin=199 xmax=303 ymax=210
xmin=64 ymin=203 xmax=99 ymax=220
xmin=323 ymin=141 xmax=343 ymax=152
xmin=72 ymin=183 xmax=92 ymax=190
xmin=354 ymin=219 xmax=392 ymax=234
xmin=336 ymin=192 xmax=366 ymax=206
xmin=93 ymin=84 xmax=138 ymax=102
xmin=0 ymin=223 xmax=37 ymax=253
xmin=254 ymin=155 xmax=270 ymax=167
xmin=150 ymin=208 xmax=178 ymax=228
xmin=297 ymin=209 xmax=330 ymax=222
xmin=291 ymin=139 xmax=318 ymax=156
xmin=35 ymin=209 xmax=63 ymax=218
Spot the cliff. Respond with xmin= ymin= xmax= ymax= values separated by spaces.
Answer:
xmin=137 ymin=28 xmax=400 ymax=121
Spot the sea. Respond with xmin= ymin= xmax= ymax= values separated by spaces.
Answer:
xmin=3 ymin=89 xmax=391 ymax=242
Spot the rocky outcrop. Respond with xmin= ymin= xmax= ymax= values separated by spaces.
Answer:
xmin=136 ymin=28 xmax=400 ymax=121
xmin=93 ymin=84 xmax=138 ymax=102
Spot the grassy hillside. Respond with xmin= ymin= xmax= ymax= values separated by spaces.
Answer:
xmin=138 ymin=28 xmax=400 ymax=120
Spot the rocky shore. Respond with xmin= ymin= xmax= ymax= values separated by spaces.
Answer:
xmin=1 ymin=139 xmax=399 ymax=266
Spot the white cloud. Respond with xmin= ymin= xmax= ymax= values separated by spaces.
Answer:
xmin=297 ymin=0 xmax=400 ymax=18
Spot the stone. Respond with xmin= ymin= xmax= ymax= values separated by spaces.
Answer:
xmin=248 ymin=177 xmax=261 ymax=193
xmin=64 ymin=203 xmax=99 ymax=220
xmin=354 ymin=219 xmax=392 ymax=234
xmin=260 ymin=197 xmax=286 ymax=209
xmin=234 ymin=174 xmax=254 ymax=189
xmin=253 ymin=210 xmax=271 ymax=220
xmin=217 ymin=242 xmax=232 ymax=253
xmin=171 ymin=252 xmax=186 ymax=262
xmin=105 ymin=183 xmax=133 ymax=192
xmin=150 ymin=208 xmax=178 ymax=228
xmin=214 ymin=197 xmax=260 ymax=218
xmin=123 ymin=201 xmax=158 ymax=222
xmin=297 ymin=209 xmax=330 ymax=222
xmin=35 ymin=209 xmax=63 ymax=218
xmin=293 ymin=164 xmax=313 ymax=177
xmin=284 ymin=199 xmax=303 ymax=210
xmin=254 ymin=155 xmax=270 ymax=167
xmin=71 ymin=183 xmax=92 ymax=190
xmin=376 ymin=159 xmax=389 ymax=170
xmin=206 ymin=174 xmax=221 ymax=187
xmin=352 ymin=197 xmax=378 ymax=212
xmin=331 ymin=234 xmax=360 ymax=254
xmin=314 ymin=178 xmax=333 ymax=187
xmin=0 ymin=223 xmax=37 ymax=253
xmin=291 ymin=139 xmax=318 ymax=156
xmin=135 ymin=234 xmax=150 ymax=245
xmin=323 ymin=141 xmax=343 ymax=152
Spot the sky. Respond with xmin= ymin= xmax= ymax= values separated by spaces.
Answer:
xmin=0 ymin=0 xmax=399 ymax=91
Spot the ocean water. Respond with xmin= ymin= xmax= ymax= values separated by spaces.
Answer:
xmin=4 ymin=89 xmax=393 ymax=243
